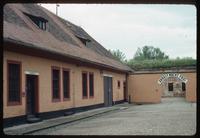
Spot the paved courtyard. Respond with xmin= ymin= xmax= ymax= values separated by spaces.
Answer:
xmin=31 ymin=97 xmax=196 ymax=135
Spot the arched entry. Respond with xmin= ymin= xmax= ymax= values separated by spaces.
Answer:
xmin=158 ymin=73 xmax=188 ymax=97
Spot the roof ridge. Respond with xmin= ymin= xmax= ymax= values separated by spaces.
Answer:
xmin=34 ymin=5 xmax=130 ymax=68
xmin=38 ymin=4 xmax=120 ymax=61
xmin=39 ymin=5 xmax=88 ymax=48
xmin=4 ymin=4 xmax=133 ymax=72
xmin=37 ymin=4 xmax=132 ymax=71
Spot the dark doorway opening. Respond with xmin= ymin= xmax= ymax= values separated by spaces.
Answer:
xmin=182 ymin=82 xmax=186 ymax=91
xmin=26 ymin=74 xmax=41 ymax=123
xmin=168 ymin=83 xmax=173 ymax=91
xmin=104 ymin=76 xmax=113 ymax=107
xmin=123 ymin=81 xmax=127 ymax=102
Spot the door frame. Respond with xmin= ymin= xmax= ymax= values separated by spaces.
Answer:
xmin=25 ymin=74 xmax=39 ymax=116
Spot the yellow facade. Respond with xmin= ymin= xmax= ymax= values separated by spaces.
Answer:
xmin=3 ymin=51 xmax=126 ymax=118
xmin=3 ymin=50 xmax=196 ymax=119
xmin=128 ymin=72 xmax=196 ymax=104
xmin=128 ymin=74 xmax=162 ymax=104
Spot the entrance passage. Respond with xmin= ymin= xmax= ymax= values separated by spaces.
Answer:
xmin=162 ymin=81 xmax=186 ymax=97
xmin=159 ymin=73 xmax=187 ymax=98
xmin=26 ymin=75 xmax=41 ymax=122
xmin=104 ymin=76 xmax=113 ymax=107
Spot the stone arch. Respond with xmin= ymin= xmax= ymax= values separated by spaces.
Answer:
xmin=158 ymin=73 xmax=187 ymax=97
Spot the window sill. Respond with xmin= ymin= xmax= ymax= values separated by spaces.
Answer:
xmin=82 ymin=96 xmax=88 ymax=99
xmin=7 ymin=101 xmax=21 ymax=106
xmin=52 ymin=99 xmax=61 ymax=102
xmin=63 ymin=98 xmax=70 ymax=101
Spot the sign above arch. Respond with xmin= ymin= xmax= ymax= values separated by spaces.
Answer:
xmin=158 ymin=73 xmax=188 ymax=85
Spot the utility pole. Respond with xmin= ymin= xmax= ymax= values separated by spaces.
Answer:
xmin=56 ymin=4 xmax=60 ymax=15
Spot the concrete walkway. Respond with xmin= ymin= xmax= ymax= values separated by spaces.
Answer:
xmin=28 ymin=97 xmax=196 ymax=135
xmin=4 ymin=98 xmax=196 ymax=135
xmin=4 ymin=103 xmax=130 ymax=135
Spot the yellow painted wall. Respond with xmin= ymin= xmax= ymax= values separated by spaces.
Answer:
xmin=3 ymin=51 xmax=126 ymax=118
xmin=128 ymin=74 xmax=162 ymax=104
xmin=4 ymin=51 xmax=196 ymax=119
xmin=103 ymin=71 xmax=126 ymax=102
xmin=128 ymin=72 xmax=196 ymax=104
xmin=183 ymin=73 xmax=196 ymax=102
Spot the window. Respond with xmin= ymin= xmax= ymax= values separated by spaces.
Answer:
xmin=117 ymin=80 xmax=120 ymax=89
xmin=24 ymin=12 xmax=48 ymax=30
xmin=63 ymin=69 xmax=70 ymax=99
xmin=7 ymin=61 xmax=21 ymax=105
xmin=76 ymin=35 xmax=91 ymax=46
xmin=82 ymin=72 xmax=94 ymax=98
xmin=182 ymin=82 xmax=186 ymax=91
xmin=123 ymin=81 xmax=126 ymax=88
xmin=82 ymin=72 xmax=88 ymax=98
xmin=168 ymin=83 xmax=173 ymax=91
xmin=52 ymin=67 xmax=60 ymax=101
xmin=89 ymin=73 xmax=94 ymax=97
xmin=79 ymin=37 xmax=87 ymax=45
xmin=38 ymin=20 xmax=46 ymax=30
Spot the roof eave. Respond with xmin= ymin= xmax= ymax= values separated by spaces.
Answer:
xmin=4 ymin=37 xmax=133 ymax=74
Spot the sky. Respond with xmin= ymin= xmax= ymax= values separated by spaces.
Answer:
xmin=40 ymin=4 xmax=196 ymax=60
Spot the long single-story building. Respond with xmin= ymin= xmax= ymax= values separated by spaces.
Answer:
xmin=3 ymin=4 xmax=133 ymax=127
xmin=3 ymin=4 xmax=196 ymax=128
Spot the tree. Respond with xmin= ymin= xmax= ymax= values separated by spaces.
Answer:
xmin=109 ymin=49 xmax=126 ymax=63
xmin=134 ymin=46 xmax=169 ymax=60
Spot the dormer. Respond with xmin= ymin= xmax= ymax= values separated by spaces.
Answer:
xmin=75 ymin=35 xmax=91 ymax=46
xmin=23 ymin=12 xmax=48 ymax=30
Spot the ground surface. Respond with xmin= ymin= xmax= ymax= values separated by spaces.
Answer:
xmin=30 ymin=97 xmax=196 ymax=135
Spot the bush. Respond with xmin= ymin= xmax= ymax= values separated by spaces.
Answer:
xmin=126 ymin=58 xmax=196 ymax=70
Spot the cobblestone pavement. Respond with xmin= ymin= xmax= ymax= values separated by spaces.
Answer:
xmin=31 ymin=98 xmax=196 ymax=135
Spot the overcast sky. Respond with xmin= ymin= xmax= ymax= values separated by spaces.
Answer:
xmin=41 ymin=4 xmax=196 ymax=60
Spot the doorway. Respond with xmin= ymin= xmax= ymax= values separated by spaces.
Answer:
xmin=26 ymin=75 xmax=39 ymax=119
xmin=123 ymin=81 xmax=127 ymax=102
xmin=104 ymin=76 xmax=113 ymax=107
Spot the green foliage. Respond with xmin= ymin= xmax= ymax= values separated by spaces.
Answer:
xmin=109 ymin=46 xmax=196 ymax=70
xmin=127 ymin=58 xmax=196 ymax=70
xmin=134 ymin=46 xmax=169 ymax=60
xmin=109 ymin=49 xmax=126 ymax=63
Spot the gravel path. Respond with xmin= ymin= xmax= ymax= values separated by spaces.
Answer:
xmin=31 ymin=97 xmax=196 ymax=135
